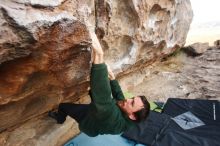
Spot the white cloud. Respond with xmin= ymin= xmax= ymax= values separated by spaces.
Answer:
xmin=186 ymin=0 xmax=220 ymax=45
xmin=191 ymin=0 xmax=220 ymax=24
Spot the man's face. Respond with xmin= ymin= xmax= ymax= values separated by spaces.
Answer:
xmin=117 ymin=96 xmax=144 ymax=115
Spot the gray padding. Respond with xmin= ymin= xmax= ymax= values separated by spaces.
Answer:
xmin=172 ymin=111 xmax=205 ymax=130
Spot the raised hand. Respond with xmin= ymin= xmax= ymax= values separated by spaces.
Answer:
xmin=106 ymin=63 xmax=115 ymax=80
xmin=89 ymin=30 xmax=103 ymax=55
xmin=89 ymin=30 xmax=104 ymax=64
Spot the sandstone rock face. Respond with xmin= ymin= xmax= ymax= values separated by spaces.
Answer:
xmin=0 ymin=0 xmax=91 ymax=133
xmin=0 ymin=0 xmax=193 ymax=145
xmin=101 ymin=0 xmax=193 ymax=72
xmin=0 ymin=116 xmax=80 ymax=146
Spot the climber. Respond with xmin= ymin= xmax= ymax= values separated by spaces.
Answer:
xmin=48 ymin=31 xmax=150 ymax=137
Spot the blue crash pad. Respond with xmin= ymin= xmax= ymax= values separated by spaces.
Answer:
xmin=64 ymin=132 xmax=146 ymax=146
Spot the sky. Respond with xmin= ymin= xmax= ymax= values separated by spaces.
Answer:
xmin=186 ymin=0 xmax=220 ymax=45
xmin=190 ymin=0 xmax=220 ymax=25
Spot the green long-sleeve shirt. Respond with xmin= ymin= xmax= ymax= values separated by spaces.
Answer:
xmin=79 ymin=63 xmax=135 ymax=137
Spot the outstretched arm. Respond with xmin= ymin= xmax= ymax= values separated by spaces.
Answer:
xmin=89 ymin=31 xmax=112 ymax=104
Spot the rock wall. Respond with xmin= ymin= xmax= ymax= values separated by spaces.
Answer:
xmin=0 ymin=0 xmax=193 ymax=145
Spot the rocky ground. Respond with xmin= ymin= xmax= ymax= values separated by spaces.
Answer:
xmin=130 ymin=46 xmax=220 ymax=102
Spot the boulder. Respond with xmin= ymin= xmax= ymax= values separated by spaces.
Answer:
xmin=0 ymin=0 xmax=193 ymax=145
xmin=214 ymin=40 xmax=220 ymax=48
xmin=183 ymin=42 xmax=210 ymax=56
xmin=0 ymin=116 xmax=79 ymax=146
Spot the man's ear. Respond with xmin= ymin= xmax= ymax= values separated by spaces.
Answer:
xmin=128 ymin=114 xmax=136 ymax=121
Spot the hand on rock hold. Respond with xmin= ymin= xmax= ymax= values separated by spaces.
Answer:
xmin=89 ymin=30 xmax=103 ymax=55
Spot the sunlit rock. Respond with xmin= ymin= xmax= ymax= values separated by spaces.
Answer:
xmin=0 ymin=0 xmax=193 ymax=145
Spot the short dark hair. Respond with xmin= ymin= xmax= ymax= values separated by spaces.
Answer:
xmin=133 ymin=95 xmax=150 ymax=122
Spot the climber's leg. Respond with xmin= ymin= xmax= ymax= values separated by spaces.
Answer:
xmin=49 ymin=103 xmax=90 ymax=124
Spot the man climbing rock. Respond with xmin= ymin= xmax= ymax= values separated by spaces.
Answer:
xmin=49 ymin=31 xmax=150 ymax=137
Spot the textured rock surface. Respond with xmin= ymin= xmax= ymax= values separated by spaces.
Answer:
xmin=183 ymin=42 xmax=210 ymax=56
xmin=0 ymin=0 xmax=193 ymax=145
xmin=0 ymin=116 xmax=80 ymax=146
xmin=0 ymin=0 xmax=91 ymax=133
xmin=122 ymin=47 xmax=220 ymax=101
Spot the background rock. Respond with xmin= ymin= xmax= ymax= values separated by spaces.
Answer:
xmin=183 ymin=42 xmax=210 ymax=56
xmin=0 ymin=0 xmax=193 ymax=145
xmin=124 ymin=47 xmax=220 ymax=101
xmin=214 ymin=40 xmax=220 ymax=48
